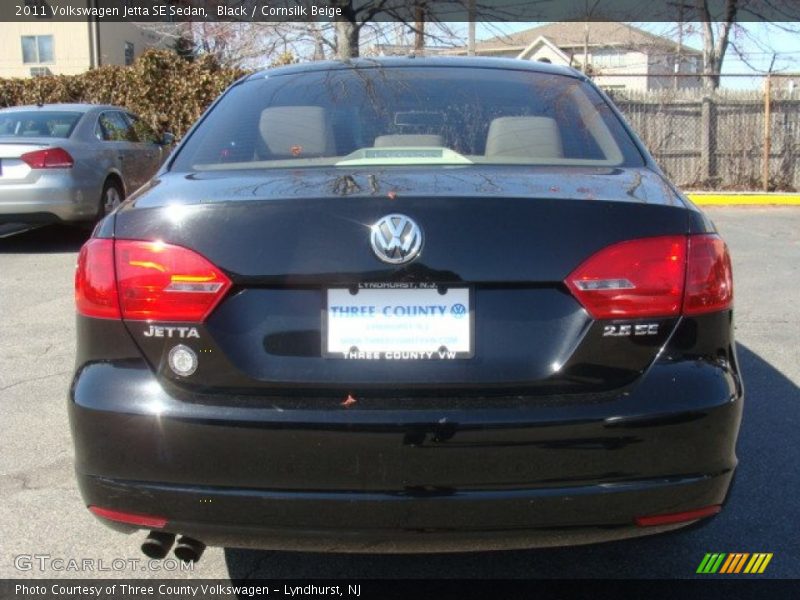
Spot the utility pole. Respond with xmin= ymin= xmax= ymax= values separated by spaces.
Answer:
xmin=668 ymin=1 xmax=697 ymax=88
xmin=467 ymin=0 xmax=476 ymax=56
xmin=763 ymin=54 xmax=776 ymax=192
xmin=582 ymin=0 xmax=599 ymax=74
xmin=675 ymin=5 xmax=684 ymax=90
xmin=583 ymin=19 xmax=589 ymax=73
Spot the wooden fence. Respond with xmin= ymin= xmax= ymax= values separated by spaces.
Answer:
xmin=608 ymin=88 xmax=800 ymax=191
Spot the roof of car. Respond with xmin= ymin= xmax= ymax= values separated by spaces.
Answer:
xmin=247 ymin=56 xmax=585 ymax=82
xmin=0 ymin=103 xmax=120 ymax=113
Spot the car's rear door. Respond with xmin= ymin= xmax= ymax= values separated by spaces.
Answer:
xmin=123 ymin=112 xmax=164 ymax=178
xmin=96 ymin=110 xmax=142 ymax=192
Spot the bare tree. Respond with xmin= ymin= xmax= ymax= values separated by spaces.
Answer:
xmin=696 ymin=0 xmax=738 ymax=90
xmin=329 ymin=0 xmax=469 ymax=59
xmin=137 ymin=21 xmax=296 ymax=67
xmin=692 ymin=0 xmax=800 ymax=90
xmin=414 ymin=1 xmax=427 ymax=53
xmin=328 ymin=0 xmax=410 ymax=58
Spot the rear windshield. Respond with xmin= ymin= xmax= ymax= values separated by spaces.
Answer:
xmin=0 ymin=111 xmax=82 ymax=138
xmin=172 ymin=66 xmax=643 ymax=171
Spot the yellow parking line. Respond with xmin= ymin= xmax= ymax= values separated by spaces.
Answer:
xmin=687 ymin=193 xmax=800 ymax=206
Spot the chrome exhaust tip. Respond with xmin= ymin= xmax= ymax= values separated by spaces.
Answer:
xmin=141 ymin=531 xmax=176 ymax=560
xmin=173 ymin=535 xmax=206 ymax=563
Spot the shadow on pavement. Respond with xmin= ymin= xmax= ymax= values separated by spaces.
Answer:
xmin=0 ymin=224 xmax=89 ymax=254
xmin=224 ymin=343 xmax=798 ymax=579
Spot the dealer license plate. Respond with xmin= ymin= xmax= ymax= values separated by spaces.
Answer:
xmin=324 ymin=285 xmax=472 ymax=359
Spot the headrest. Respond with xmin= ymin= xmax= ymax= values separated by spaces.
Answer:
xmin=485 ymin=116 xmax=563 ymax=159
xmin=22 ymin=121 xmax=50 ymax=136
xmin=258 ymin=106 xmax=334 ymax=159
xmin=51 ymin=123 xmax=72 ymax=137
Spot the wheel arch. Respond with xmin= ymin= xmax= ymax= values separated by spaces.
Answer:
xmin=103 ymin=171 xmax=126 ymax=198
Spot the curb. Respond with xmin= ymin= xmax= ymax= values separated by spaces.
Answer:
xmin=686 ymin=193 xmax=800 ymax=206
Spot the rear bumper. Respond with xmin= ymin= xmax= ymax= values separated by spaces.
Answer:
xmin=70 ymin=351 xmax=743 ymax=552
xmin=78 ymin=472 xmax=729 ymax=552
xmin=0 ymin=173 xmax=98 ymax=223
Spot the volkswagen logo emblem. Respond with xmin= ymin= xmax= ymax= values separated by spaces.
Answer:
xmin=370 ymin=214 xmax=423 ymax=264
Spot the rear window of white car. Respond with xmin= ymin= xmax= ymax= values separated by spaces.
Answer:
xmin=0 ymin=111 xmax=82 ymax=138
xmin=173 ymin=66 xmax=644 ymax=171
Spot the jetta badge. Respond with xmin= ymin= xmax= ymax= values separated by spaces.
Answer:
xmin=370 ymin=214 xmax=423 ymax=264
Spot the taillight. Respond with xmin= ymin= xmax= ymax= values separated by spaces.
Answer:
xmin=75 ymin=239 xmax=120 ymax=319
xmin=566 ymin=234 xmax=733 ymax=319
xmin=566 ymin=236 xmax=686 ymax=319
xmin=20 ymin=147 xmax=74 ymax=169
xmin=75 ymin=239 xmax=231 ymax=322
xmin=684 ymin=235 xmax=733 ymax=315
xmin=115 ymin=240 xmax=232 ymax=321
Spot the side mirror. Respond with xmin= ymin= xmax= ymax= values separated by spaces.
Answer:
xmin=159 ymin=132 xmax=176 ymax=146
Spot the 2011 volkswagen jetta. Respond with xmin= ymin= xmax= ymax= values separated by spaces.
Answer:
xmin=70 ymin=58 xmax=741 ymax=558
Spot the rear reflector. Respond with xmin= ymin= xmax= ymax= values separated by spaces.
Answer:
xmin=566 ymin=234 xmax=733 ymax=319
xmin=89 ymin=506 xmax=167 ymax=529
xmin=20 ymin=147 xmax=74 ymax=169
xmin=566 ymin=236 xmax=686 ymax=319
xmin=635 ymin=504 xmax=721 ymax=527
xmin=115 ymin=240 xmax=232 ymax=321
xmin=75 ymin=239 xmax=121 ymax=319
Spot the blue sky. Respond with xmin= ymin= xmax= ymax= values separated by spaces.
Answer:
xmin=468 ymin=21 xmax=800 ymax=89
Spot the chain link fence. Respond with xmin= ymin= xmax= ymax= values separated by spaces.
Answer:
xmin=606 ymin=76 xmax=800 ymax=191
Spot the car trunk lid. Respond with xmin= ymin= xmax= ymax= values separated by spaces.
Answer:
xmin=0 ymin=140 xmax=54 ymax=182
xmin=112 ymin=166 xmax=708 ymax=396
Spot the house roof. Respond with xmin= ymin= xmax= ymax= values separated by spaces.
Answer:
xmin=365 ymin=44 xmax=416 ymax=56
xmin=447 ymin=22 xmax=702 ymax=57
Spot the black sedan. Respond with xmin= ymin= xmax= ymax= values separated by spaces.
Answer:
xmin=70 ymin=58 xmax=741 ymax=560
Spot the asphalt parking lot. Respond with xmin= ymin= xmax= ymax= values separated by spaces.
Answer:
xmin=0 ymin=207 xmax=798 ymax=580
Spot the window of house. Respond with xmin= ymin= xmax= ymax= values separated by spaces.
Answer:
xmin=125 ymin=42 xmax=134 ymax=66
xmin=29 ymin=66 xmax=52 ymax=77
xmin=21 ymin=35 xmax=54 ymax=64
xmin=593 ymin=52 xmax=624 ymax=69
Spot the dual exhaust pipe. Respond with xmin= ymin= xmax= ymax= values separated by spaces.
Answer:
xmin=141 ymin=532 xmax=205 ymax=563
